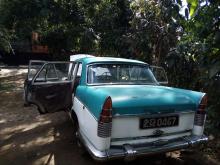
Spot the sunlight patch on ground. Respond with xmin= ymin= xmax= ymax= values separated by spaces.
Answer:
xmin=0 ymin=69 xmax=28 ymax=78
xmin=0 ymin=119 xmax=6 ymax=124
xmin=0 ymin=69 xmax=27 ymax=91
xmin=0 ymin=144 xmax=15 ymax=153
xmin=32 ymin=153 xmax=55 ymax=165
xmin=20 ymin=133 xmax=54 ymax=149
xmin=33 ymin=154 xmax=55 ymax=165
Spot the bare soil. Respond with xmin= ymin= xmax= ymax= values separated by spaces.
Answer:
xmin=0 ymin=68 xmax=219 ymax=165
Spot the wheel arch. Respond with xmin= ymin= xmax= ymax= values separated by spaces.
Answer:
xmin=71 ymin=109 xmax=79 ymax=131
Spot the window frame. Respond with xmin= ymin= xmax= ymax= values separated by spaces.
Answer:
xmin=31 ymin=61 xmax=76 ymax=85
xmin=86 ymin=62 xmax=159 ymax=86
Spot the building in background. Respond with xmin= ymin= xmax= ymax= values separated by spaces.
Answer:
xmin=1 ymin=32 xmax=51 ymax=65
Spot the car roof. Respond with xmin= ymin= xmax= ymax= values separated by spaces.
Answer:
xmin=70 ymin=54 xmax=95 ymax=61
xmin=77 ymin=56 xmax=148 ymax=65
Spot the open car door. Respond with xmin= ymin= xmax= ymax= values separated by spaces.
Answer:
xmin=25 ymin=61 xmax=77 ymax=114
xmin=24 ymin=60 xmax=45 ymax=106
xmin=150 ymin=66 xmax=169 ymax=86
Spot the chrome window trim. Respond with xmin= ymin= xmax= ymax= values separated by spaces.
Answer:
xmin=33 ymin=80 xmax=73 ymax=86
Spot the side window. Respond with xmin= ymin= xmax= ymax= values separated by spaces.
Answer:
xmin=28 ymin=61 xmax=45 ymax=81
xmin=150 ymin=66 xmax=168 ymax=85
xmin=34 ymin=62 xmax=74 ymax=83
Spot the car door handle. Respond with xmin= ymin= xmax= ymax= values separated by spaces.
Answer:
xmin=46 ymin=94 xmax=57 ymax=99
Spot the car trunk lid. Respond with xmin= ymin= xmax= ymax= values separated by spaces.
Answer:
xmin=92 ymin=85 xmax=198 ymax=116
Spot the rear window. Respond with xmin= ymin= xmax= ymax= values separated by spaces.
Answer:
xmin=87 ymin=63 xmax=157 ymax=85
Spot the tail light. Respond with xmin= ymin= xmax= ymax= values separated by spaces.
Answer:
xmin=98 ymin=97 xmax=112 ymax=138
xmin=193 ymin=94 xmax=207 ymax=135
xmin=198 ymin=94 xmax=208 ymax=111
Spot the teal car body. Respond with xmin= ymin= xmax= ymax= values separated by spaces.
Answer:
xmin=25 ymin=56 xmax=208 ymax=161
xmin=76 ymin=85 xmax=204 ymax=119
xmin=75 ymin=57 xmax=204 ymax=120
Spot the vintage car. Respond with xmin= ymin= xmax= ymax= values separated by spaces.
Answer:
xmin=24 ymin=55 xmax=208 ymax=161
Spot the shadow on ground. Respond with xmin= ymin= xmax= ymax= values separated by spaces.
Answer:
xmin=0 ymin=92 xmax=203 ymax=165
xmin=0 ymin=68 xmax=216 ymax=165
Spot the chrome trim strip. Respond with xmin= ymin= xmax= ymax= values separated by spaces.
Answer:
xmin=98 ymin=122 xmax=112 ymax=138
xmin=113 ymin=110 xmax=195 ymax=118
xmin=78 ymin=132 xmax=208 ymax=161
xmin=110 ymin=130 xmax=192 ymax=142
xmin=194 ymin=113 xmax=206 ymax=126
xmin=33 ymin=80 xmax=72 ymax=85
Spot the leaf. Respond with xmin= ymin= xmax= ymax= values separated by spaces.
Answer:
xmin=187 ymin=0 xmax=198 ymax=17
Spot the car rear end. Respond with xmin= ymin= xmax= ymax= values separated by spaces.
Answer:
xmin=76 ymin=59 xmax=208 ymax=161
xmin=90 ymin=94 xmax=208 ymax=161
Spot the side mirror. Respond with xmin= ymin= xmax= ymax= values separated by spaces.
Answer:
xmin=150 ymin=66 xmax=168 ymax=86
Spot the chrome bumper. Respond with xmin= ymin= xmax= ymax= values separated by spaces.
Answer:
xmin=79 ymin=134 xmax=208 ymax=161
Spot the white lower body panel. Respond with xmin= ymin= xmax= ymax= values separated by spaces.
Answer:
xmin=73 ymin=97 xmax=196 ymax=151
xmin=73 ymin=97 xmax=110 ymax=151
xmin=111 ymin=112 xmax=195 ymax=145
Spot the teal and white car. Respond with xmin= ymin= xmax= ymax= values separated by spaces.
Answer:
xmin=24 ymin=55 xmax=208 ymax=161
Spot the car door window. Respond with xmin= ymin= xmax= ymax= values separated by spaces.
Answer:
xmin=33 ymin=62 xmax=75 ymax=84
xmin=28 ymin=61 xmax=45 ymax=81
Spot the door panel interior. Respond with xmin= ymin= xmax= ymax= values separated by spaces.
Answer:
xmin=30 ymin=82 xmax=73 ymax=113
xmin=26 ymin=61 xmax=77 ymax=114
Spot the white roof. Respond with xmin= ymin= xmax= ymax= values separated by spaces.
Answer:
xmin=70 ymin=54 xmax=94 ymax=61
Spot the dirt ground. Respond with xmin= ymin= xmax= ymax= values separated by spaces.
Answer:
xmin=0 ymin=68 xmax=219 ymax=165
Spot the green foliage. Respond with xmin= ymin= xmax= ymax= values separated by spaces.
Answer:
xmin=187 ymin=0 xmax=198 ymax=17
xmin=129 ymin=0 xmax=184 ymax=64
xmin=0 ymin=0 xmax=184 ymax=62
xmin=0 ymin=0 xmax=85 ymax=56
xmin=169 ymin=0 xmax=220 ymax=132
xmin=0 ymin=27 xmax=11 ymax=53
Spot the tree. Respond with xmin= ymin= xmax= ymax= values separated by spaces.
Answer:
xmin=167 ymin=0 xmax=220 ymax=132
xmin=121 ymin=0 xmax=184 ymax=64
xmin=0 ymin=0 xmax=84 ymax=58
xmin=0 ymin=27 xmax=11 ymax=53
xmin=81 ymin=0 xmax=133 ymax=56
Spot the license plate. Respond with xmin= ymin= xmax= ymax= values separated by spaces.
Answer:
xmin=140 ymin=115 xmax=179 ymax=129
